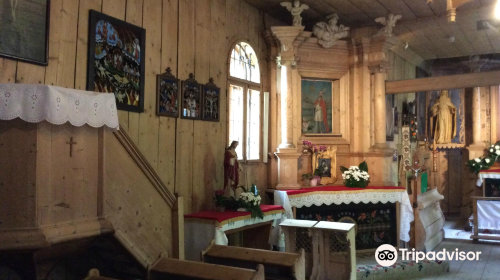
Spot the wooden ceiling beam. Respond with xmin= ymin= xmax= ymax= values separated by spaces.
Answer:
xmin=386 ymin=70 xmax=500 ymax=94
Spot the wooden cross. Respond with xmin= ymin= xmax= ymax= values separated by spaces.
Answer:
xmin=405 ymin=149 xmax=426 ymax=209
xmin=66 ymin=137 xmax=77 ymax=157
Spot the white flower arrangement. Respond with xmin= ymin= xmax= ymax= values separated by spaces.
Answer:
xmin=467 ymin=141 xmax=500 ymax=173
xmin=341 ymin=161 xmax=370 ymax=188
xmin=341 ymin=167 xmax=370 ymax=182
xmin=239 ymin=192 xmax=262 ymax=206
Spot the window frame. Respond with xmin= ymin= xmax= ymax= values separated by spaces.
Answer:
xmin=227 ymin=41 xmax=263 ymax=164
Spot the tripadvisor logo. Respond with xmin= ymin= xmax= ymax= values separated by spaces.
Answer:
xmin=375 ymin=244 xmax=482 ymax=266
xmin=375 ymin=244 xmax=398 ymax=266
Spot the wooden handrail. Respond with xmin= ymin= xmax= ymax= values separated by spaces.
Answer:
xmin=113 ymin=126 xmax=176 ymax=209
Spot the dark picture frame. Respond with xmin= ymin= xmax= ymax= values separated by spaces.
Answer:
xmin=180 ymin=73 xmax=201 ymax=120
xmin=201 ymin=78 xmax=220 ymax=122
xmin=386 ymin=94 xmax=395 ymax=141
xmin=156 ymin=67 xmax=179 ymax=117
xmin=86 ymin=9 xmax=145 ymax=112
xmin=0 ymin=0 xmax=50 ymax=65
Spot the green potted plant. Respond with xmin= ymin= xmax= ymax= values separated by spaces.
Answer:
xmin=214 ymin=190 xmax=226 ymax=212
xmin=301 ymin=173 xmax=313 ymax=186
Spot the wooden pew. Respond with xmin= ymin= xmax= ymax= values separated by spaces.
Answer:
xmin=82 ymin=269 xmax=119 ymax=280
xmin=202 ymin=243 xmax=305 ymax=280
xmin=149 ymin=257 xmax=265 ymax=280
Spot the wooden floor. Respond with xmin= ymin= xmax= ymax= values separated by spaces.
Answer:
xmin=418 ymin=239 xmax=500 ymax=280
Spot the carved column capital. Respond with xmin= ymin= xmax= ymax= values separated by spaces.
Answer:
xmin=369 ymin=63 xmax=390 ymax=74
xmin=350 ymin=38 xmax=371 ymax=67
xmin=271 ymin=26 xmax=307 ymax=67
xmin=462 ymin=57 xmax=488 ymax=73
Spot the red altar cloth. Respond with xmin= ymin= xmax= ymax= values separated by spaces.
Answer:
xmin=285 ymin=186 xmax=405 ymax=196
xmin=184 ymin=205 xmax=284 ymax=224
xmin=479 ymin=168 xmax=500 ymax=174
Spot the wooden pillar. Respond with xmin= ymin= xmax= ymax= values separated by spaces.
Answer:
xmin=463 ymin=59 xmax=487 ymax=158
xmin=280 ymin=63 xmax=294 ymax=148
xmin=271 ymin=26 xmax=306 ymax=190
xmin=371 ymin=66 xmax=388 ymax=148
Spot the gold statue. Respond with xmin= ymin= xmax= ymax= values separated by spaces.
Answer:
xmin=431 ymin=90 xmax=457 ymax=144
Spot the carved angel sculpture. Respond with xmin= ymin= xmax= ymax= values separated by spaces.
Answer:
xmin=312 ymin=13 xmax=350 ymax=48
xmin=373 ymin=14 xmax=402 ymax=37
xmin=280 ymin=1 xmax=309 ymax=26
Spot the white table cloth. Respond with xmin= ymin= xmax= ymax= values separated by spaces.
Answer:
xmin=477 ymin=200 xmax=500 ymax=233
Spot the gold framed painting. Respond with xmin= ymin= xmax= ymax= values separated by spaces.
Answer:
xmin=312 ymin=146 xmax=337 ymax=185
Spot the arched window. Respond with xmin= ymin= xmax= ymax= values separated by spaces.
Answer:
xmin=228 ymin=42 xmax=261 ymax=161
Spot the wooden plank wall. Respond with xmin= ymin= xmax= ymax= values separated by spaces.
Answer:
xmin=0 ymin=0 xmax=283 ymax=215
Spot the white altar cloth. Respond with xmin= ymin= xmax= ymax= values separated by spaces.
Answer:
xmin=274 ymin=187 xmax=414 ymax=242
xmin=0 ymin=83 xmax=119 ymax=130
xmin=477 ymin=200 xmax=500 ymax=233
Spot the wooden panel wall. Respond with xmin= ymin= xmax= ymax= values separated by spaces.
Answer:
xmin=0 ymin=0 xmax=282 ymax=215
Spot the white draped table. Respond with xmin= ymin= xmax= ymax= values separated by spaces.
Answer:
xmin=273 ymin=186 xmax=414 ymax=243
xmin=184 ymin=205 xmax=285 ymax=261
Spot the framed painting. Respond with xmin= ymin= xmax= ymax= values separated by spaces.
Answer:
xmin=301 ymin=79 xmax=333 ymax=135
xmin=313 ymin=146 xmax=337 ymax=185
xmin=386 ymin=94 xmax=395 ymax=141
xmin=201 ymin=78 xmax=220 ymax=122
xmin=180 ymin=73 xmax=201 ymax=120
xmin=156 ymin=67 xmax=179 ymax=117
xmin=87 ymin=10 xmax=145 ymax=112
xmin=0 ymin=0 xmax=50 ymax=65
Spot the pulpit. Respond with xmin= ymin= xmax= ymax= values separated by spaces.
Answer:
xmin=0 ymin=83 xmax=118 ymax=249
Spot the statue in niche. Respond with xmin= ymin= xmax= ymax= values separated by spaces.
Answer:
xmin=373 ymin=14 xmax=402 ymax=38
xmin=431 ymin=90 xmax=457 ymax=144
xmin=224 ymin=141 xmax=242 ymax=195
xmin=312 ymin=13 xmax=350 ymax=48
xmin=280 ymin=1 xmax=309 ymax=27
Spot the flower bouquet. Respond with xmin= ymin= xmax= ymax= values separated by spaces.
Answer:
xmin=466 ymin=141 xmax=500 ymax=173
xmin=238 ymin=185 xmax=264 ymax=219
xmin=340 ymin=161 xmax=370 ymax=188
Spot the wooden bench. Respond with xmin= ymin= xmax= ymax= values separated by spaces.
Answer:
xmin=280 ymin=219 xmax=356 ymax=280
xmin=202 ymin=243 xmax=305 ymax=280
xmin=82 ymin=269 xmax=119 ymax=280
xmin=148 ymin=257 xmax=265 ymax=280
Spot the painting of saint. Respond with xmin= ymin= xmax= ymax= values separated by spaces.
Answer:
xmin=0 ymin=0 xmax=49 ymax=65
xmin=301 ymin=79 xmax=332 ymax=134
xmin=318 ymin=158 xmax=331 ymax=178
xmin=87 ymin=10 xmax=145 ymax=112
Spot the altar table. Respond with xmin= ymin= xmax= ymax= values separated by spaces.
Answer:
xmin=476 ymin=168 xmax=500 ymax=187
xmin=184 ymin=205 xmax=284 ymax=261
xmin=273 ymin=186 xmax=414 ymax=244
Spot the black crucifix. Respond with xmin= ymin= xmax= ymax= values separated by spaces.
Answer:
xmin=66 ymin=137 xmax=77 ymax=157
